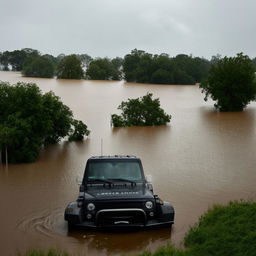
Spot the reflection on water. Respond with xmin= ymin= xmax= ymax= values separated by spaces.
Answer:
xmin=0 ymin=71 xmax=256 ymax=255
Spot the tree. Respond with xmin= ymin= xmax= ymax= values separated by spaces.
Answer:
xmin=77 ymin=54 xmax=93 ymax=69
xmin=200 ymin=53 xmax=256 ymax=111
xmin=111 ymin=93 xmax=171 ymax=127
xmin=0 ymin=82 xmax=90 ymax=163
xmin=86 ymin=58 xmax=121 ymax=80
xmin=0 ymin=48 xmax=40 ymax=71
xmin=22 ymin=56 xmax=55 ymax=78
xmin=252 ymin=57 xmax=256 ymax=71
xmin=123 ymin=49 xmax=210 ymax=85
xmin=56 ymin=55 xmax=84 ymax=79
xmin=123 ymin=49 xmax=154 ymax=83
xmin=0 ymin=51 xmax=11 ymax=70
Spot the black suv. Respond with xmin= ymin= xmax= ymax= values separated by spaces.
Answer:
xmin=65 ymin=155 xmax=175 ymax=229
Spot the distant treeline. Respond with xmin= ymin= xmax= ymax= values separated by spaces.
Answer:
xmin=1 ymin=48 xmax=256 ymax=85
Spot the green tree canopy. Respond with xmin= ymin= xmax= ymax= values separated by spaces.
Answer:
xmin=22 ymin=56 xmax=55 ymax=78
xmin=111 ymin=93 xmax=171 ymax=127
xmin=200 ymin=53 xmax=256 ymax=111
xmin=123 ymin=49 xmax=210 ymax=85
xmin=86 ymin=58 xmax=122 ymax=80
xmin=0 ymin=48 xmax=40 ymax=71
xmin=56 ymin=55 xmax=84 ymax=79
xmin=0 ymin=82 xmax=89 ymax=163
xmin=77 ymin=54 xmax=93 ymax=69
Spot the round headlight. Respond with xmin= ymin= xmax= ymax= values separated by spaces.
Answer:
xmin=87 ymin=203 xmax=95 ymax=211
xmin=145 ymin=201 xmax=153 ymax=209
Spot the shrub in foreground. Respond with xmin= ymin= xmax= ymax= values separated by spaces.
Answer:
xmin=139 ymin=201 xmax=256 ymax=256
xmin=18 ymin=249 xmax=70 ymax=256
xmin=184 ymin=200 xmax=256 ymax=256
xmin=111 ymin=93 xmax=171 ymax=127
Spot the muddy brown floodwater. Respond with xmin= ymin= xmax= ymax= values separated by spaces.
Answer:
xmin=0 ymin=71 xmax=256 ymax=256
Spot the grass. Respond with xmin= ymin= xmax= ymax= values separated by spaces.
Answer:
xmin=184 ymin=200 xmax=256 ymax=256
xmin=19 ymin=201 xmax=256 ymax=256
xmin=18 ymin=249 xmax=70 ymax=256
xmin=138 ymin=201 xmax=256 ymax=256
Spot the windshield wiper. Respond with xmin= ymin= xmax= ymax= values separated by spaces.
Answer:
xmin=109 ymin=178 xmax=136 ymax=186
xmin=87 ymin=178 xmax=113 ymax=186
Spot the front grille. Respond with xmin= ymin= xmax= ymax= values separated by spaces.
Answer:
xmin=95 ymin=200 xmax=144 ymax=210
xmin=96 ymin=209 xmax=146 ymax=227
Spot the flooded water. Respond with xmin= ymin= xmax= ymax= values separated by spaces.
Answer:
xmin=0 ymin=71 xmax=256 ymax=256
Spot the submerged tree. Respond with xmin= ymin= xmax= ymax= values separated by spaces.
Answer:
xmin=111 ymin=93 xmax=171 ymax=127
xmin=123 ymin=49 xmax=210 ymax=85
xmin=0 ymin=48 xmax=40 ymax=71
xmin=0 ymin=82 xmax=90 ymax=163
xmin=56 ymin=55 xmax=84 ymax=79
xmin=200 ymin=53 xmax=256 ymax=111
xmin=22 ymin=56 xmax=55 ymax=78
xmin=86 ymin=57 xmax=122 ymax=80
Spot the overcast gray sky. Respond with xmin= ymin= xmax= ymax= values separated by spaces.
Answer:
xmin=0 ymin=0 xmax=255 ymax=59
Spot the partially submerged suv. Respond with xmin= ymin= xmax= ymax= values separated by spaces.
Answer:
xmin=65 ymin=155 xmax=175 ymax=229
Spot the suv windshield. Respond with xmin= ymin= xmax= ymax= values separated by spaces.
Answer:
xmin=87 ymin=161 xmax=143 ymax=182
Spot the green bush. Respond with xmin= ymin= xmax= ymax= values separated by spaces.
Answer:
xmin=139 ymin=201 xmax=256 ymax=256
xmin=22 ymin=56 xmax=55 ymax=78
xmin=56 ymin=55 xmax=84 ymax=79
xmin=184 ymin=201 xmax=256 ymax=256
xmin=200 ymin=53 xmax=256 ymax=111
xmin=0 ymin=82 xmax=90 ymax=163
xmin=138 ymin=244 xmax=187 ymax=256
xmin=111 ymin=93 xmax=171 ymax=127
xmin=18 ymin=249 xmax=70 ymax=256
xmin=86 ymin=57 xmax=122 ymax=80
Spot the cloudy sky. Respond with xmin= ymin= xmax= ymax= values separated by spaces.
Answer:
xmin=0 ymin=0 xmax=255 ymax=59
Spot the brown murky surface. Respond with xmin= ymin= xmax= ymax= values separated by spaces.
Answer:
xmin=0 ymin=71 xmax=256 ymax=255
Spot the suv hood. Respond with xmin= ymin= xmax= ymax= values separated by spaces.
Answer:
xmin=84 ymin=184 xmax=153 ymax=200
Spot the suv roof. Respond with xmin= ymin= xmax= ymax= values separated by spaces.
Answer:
xmin=88 ymin=155 xmax=139 ymax=160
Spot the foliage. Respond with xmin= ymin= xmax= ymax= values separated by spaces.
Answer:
xmin=0 ymin=82 xmax=89 ymax=163
xmin=139 ymin=201 xmax=256 ymax=256
xmin=77 ymin=54 xmax=93 ymax=69
xmin=138 ymin=244 xmax=186 ymax=256
xmin=18 ymin=249 xmax=70 ymax=256
xmin=123 ymin=49 xmax=210 ymax=85
xmin=111 ymin=93 xmax=171 ymax=127
xmin=200 ymin=53 xmax=256 ymax=111
xmin=68 ymin=120 xmax=90 ymax=141
xmin=56 ymin=55 xmax=84 ymax=79
xmin=184 ymin=201 xmax=256 ymax=256
xmin=0 ymin=48 xmax=40 ymax=71
xmin=252 ymin=57 xmax=256 ymax=70
xmin=22 ymin=56 xmax=55 ymax=78
xmin=111 ymin=57 xmax=123 ymax=71
xmin=86 ymin=57 xmax=122 ymax=80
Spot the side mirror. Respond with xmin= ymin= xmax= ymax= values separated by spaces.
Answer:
xmin=76 ymin=176 xmax=82 ymax=185
xmin=145 ymin=174 xmax=153 ymax=183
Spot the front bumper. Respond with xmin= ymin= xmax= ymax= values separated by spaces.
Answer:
xmin=65 ymin=204 xmax=175 ymax=230
xmin=74 ymin=219 xmax=174 ymax=230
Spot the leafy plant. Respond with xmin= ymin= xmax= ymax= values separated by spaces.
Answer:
xmin=111 ymin=93 xmax=171 ymax=127
xmin=200 ymin=53 xmax=256 ymax=111
xmin=0 ymin=82 xmax=90 ymax=163
xmin=56 ymin=55 xmax=84 ymax=79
